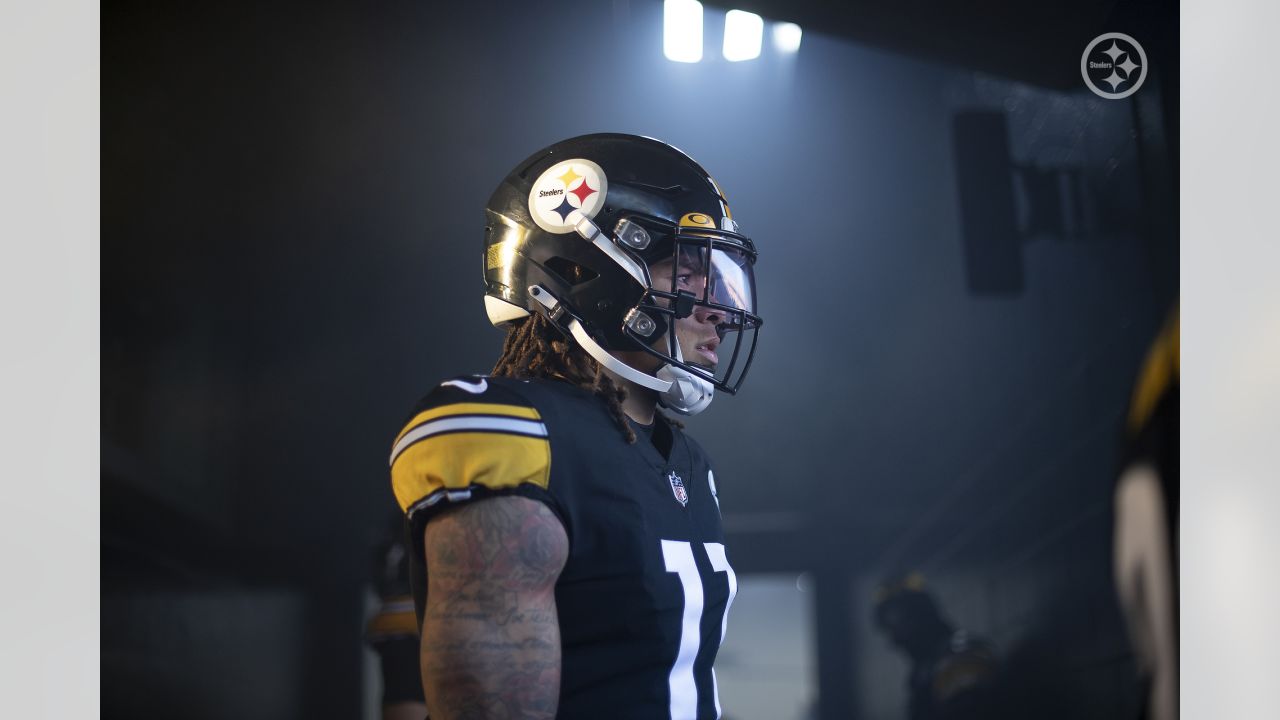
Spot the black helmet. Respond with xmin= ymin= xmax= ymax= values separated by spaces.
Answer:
xmin=482 ymin=133 xmax=761 ymax=413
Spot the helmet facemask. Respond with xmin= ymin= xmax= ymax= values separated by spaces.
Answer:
xmin=615 ymin=218 xmax=761 ymax=398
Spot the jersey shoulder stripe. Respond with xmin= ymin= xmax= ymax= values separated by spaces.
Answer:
xmin=366 ymin=595 xmax=418 ymax=640
xmin=389 ymin=403 xmax=546 ymax=466
xmin=1127 ymin=305 xmax=1179 ymax=434
xmin=389 ymin=376 xmax=552 ymax=518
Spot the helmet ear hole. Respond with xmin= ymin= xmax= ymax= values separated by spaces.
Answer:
xmin=543 ymin=256 xmax=599 ymax=286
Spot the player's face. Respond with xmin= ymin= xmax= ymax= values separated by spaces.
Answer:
xmin=648 ymin=253 xmax=724 ymax=371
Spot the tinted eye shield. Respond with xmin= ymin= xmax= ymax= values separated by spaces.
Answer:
xmin=609 ymin=219 xmax=762 ymax=394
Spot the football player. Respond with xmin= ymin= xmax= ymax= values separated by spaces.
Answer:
xmin=1113 ymin=304 xmax=1178 ymax=720
xmin=872 ymin=574 xmax=998 ymax=720
xmin=388 ymin=134 xmax=762 ymax=719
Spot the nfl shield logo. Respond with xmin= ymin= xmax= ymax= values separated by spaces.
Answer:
xmin=667 ymin=471 xmax=689 ymax=507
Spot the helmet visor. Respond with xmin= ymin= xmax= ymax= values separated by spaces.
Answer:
xmin=664 ymin=243 xmax=756 ymax=315
xmin=640 ymin=237 xmax=761 ymax=394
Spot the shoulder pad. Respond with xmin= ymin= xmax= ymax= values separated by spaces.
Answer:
xmin=389 ymin=376 xmax=550 ymax=518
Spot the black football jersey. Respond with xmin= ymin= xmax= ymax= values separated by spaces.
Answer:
xmin=389 ymin=375 xmax=737 ymax=719
xmin=1116 ymin=306 xmax=1179 ymax=720
xmin=1119 ymin=306 xmax=1179 ymax=600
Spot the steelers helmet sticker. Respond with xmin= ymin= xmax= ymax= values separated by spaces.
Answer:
xmin=528 ymin=158 xmax=609 ymax=234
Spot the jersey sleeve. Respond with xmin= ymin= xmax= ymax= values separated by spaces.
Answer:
xmin=1126 ymin=305 xmax=1179 ymax=438
xmin=366 ymin=511 xmax=416 ymax=643
xmin=365 ymin=512 xmax=426 ymax=705
xmin=1120 ymin=305 xmax=1179 ymax=472
xmin=388 ymin=376 xmax=555 ymax=523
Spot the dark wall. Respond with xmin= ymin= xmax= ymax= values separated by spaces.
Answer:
xmin=103 ymin=1 xmax=1177 ymax=718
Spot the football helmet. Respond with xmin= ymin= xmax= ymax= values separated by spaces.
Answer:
xmin=482 ymin=133 xmax=761 ymax=414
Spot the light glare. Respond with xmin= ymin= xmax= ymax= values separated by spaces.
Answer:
xmin=722 ymin=10 xmax=763 ymax=62
xmin=773 ymin=22 xmax=802 ymax=53
xmin=664 ymin=0 xmax=704 ymax=63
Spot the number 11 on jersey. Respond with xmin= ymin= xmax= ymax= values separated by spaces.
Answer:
xmin=662 ymin=540 xmax=738 ymax=720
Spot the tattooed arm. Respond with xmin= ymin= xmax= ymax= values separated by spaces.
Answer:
xmin=421 ymin=496 xmax=569 ymax=720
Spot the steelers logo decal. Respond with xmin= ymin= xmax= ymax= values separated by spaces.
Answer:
xmin=528 ymin=158 xmax=608 ymax=234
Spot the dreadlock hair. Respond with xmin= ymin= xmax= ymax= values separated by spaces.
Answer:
xmin=491 ymin=311 xmax=638 ymax=444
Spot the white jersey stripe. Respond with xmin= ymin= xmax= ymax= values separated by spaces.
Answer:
xmin=388 ymin=415 xmax=548 ymax=466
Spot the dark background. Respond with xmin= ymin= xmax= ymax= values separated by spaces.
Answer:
xmin=102 ymin=0 xmax=1178 ymax=717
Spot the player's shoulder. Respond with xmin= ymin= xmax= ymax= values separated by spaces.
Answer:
xmin=389 ymin=374 xmax=563 ymax=519
xmin=391 ymin=375 xmax=546 ymax=458
xmin=398 ymin=374 xmax=598 ymax=424
xmin=399 ymin=374 xmax=532 ymax=416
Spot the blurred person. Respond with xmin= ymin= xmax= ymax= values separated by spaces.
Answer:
xmin=1112 ymin=305 xmax=1179 ymax=720
xmin=873 ymin=574 xmax=997 ymax=720
xmin=367 ymin=510 xmax=429 ymax=720
xmin=387 ymin=134 xmax=762 ymax=718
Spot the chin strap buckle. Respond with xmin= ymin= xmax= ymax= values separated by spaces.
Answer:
xmin=528 ymin=284 xmax=569 ymax=327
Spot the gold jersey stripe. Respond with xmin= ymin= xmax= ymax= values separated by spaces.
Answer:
xmin=1128 ymin=305 xmax=1180 ymax=433
xmin=391 ymin=431 xmax=551 ymax=514
xmin=367 ymin=608 xmax=419 ymax=638
xmin=393 ymin=402 xmax=542 ymax=446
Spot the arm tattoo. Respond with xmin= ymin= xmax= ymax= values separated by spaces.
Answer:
xmin=421 ymin=496 xmax=569 ymax=720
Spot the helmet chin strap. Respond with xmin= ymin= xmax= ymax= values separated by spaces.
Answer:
xmin=567 ymin=318 xmax=672 ymax=392
xmin=574 ymin=320 xmax=714 ymax=416
xmin=655 ymin=335 xmax=716 ymax=416
xmin=529 ymin=272 xmax=717 ymax=416
xmin=576 ymin=319 xmax=716 ymax=415
xmin=529 ymin=283 xmax=672 ymax=393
